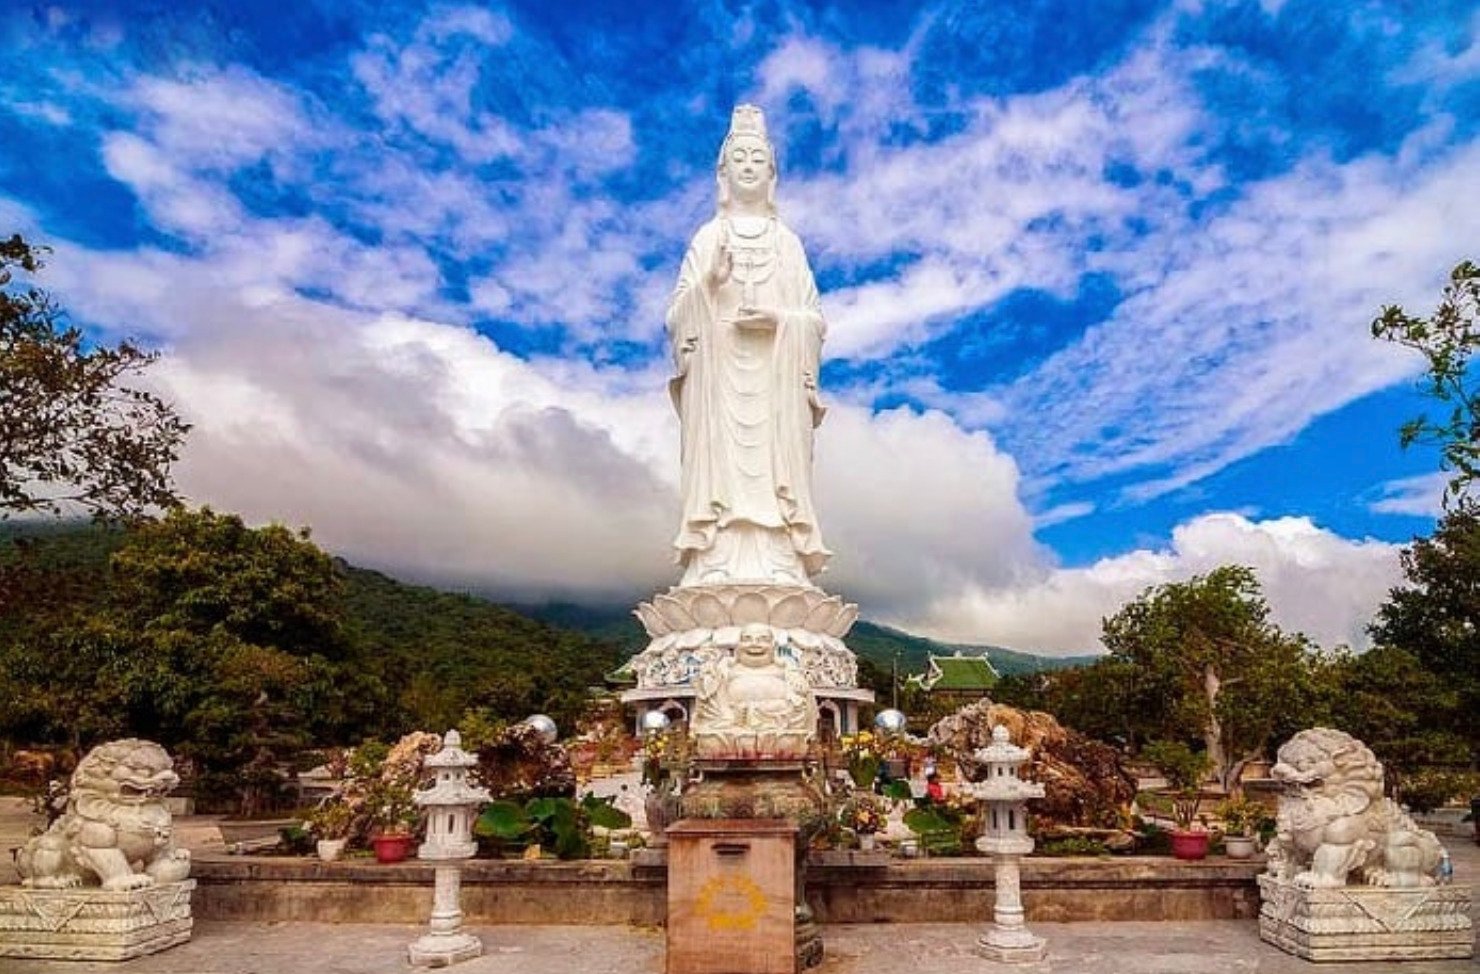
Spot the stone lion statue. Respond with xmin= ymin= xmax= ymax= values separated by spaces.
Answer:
xmin=16 ymin=739 xmax=192 ymax=890
xmin=1265 ymin=728 xmax=1443 ymax=889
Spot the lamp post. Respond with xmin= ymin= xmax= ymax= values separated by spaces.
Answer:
xmin=891 ymin=650 xmax=899 ymax=710
xmin=408 ymin=730 xmax=491 ymax=968
xmin=968 ymin=725 xmax=1046 ymax=964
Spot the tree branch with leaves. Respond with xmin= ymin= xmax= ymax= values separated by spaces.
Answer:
xmin=0 ymin=233 xmax=190 ymax=520
xmin=1371 ymin=259 xmax=1479 ymax=508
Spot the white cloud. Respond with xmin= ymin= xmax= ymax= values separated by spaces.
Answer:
xmin=1032 ymin=501 xmax=1095 ymax=529
xmin=128 ymin=67 xmax=312 ymax=168
xmin=1369 ymin=472 xmax=1448 ymax=517
xmin=100 ymin=132 xmax=245 ymax=239
xmin=1392 ymin=10 xmax=1480 ymax=90
xmin=903 ymin=513 xmax=1402 ymax=654
xmin=814 ymin=406 xmax=1042 ymax=615
xmin=742 ymin=23 xmax=1478 ymax=508
xmin=39 ymin=235 xmax=1045 ymax=614
xmin=756 ymin=36 xmax=848 ymax=113
xmin=7 ymin=100 xmax=71 ymax=126
xmin=1008 ymin=141 xmax=1480 ymax=503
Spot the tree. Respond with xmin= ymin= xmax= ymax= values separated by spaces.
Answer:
xmin=0 ymin=234 xmax=189 ymax=519
xmin=0 ymin=508 xmax=385 ymax=812
xmin=1101 ymin=566 xmax=1319 ymax=791
xmin=998 ymin=657 xmax=1140 ymax=749
xmin=1371 ymin=259 xmax=1480 ymax=507
xmin=1322 ymin=644 xmax=1466 ymax=783
xmin=0 ymin=512 xmax=626 ymax=806
xmin=1368 ymin=507 xmax=1480 ymax=761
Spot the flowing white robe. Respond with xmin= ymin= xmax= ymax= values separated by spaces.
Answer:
xmin=667 ymin=217 xmax=830 ymax=584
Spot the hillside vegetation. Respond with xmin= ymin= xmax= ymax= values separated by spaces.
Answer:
xmin=0 ymin=516 xmax=625 ymax=810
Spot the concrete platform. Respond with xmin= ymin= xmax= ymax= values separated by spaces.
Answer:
xmin=2 ymin=916 xmax=1477 ymax=974
xmin=4 ymin=797 xmax=1476 ymax=971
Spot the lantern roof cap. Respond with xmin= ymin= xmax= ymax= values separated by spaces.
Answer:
xmin=424 ymin=729 xmax=479 ymax=770
xmin=974 ymin=724 xmax=1031 ymax=765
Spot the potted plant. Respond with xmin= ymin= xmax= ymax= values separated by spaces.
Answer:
xmin=640 ymin=728 xmax=686 ymax=847
xmin=840 ymin=730 xmax=881 ymax=790
xmin=1142 ymin=740 xmax=1213 ymax=860
xmin=839 ymin=793 xmax=887 ymax=851
xmin=306 ymin=799 xmax=353 ymax=861
xmin=366 ymin=781 xmax=419 ymax=863
xmin=1216 ymin=796 xmax=1268 ymax=860
xmin=474 ymin=794 xmax=630 ymax=860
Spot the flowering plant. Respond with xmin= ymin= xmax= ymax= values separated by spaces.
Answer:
xmin=366 ymin=781 xmax=420 ymax=835
xmin=1216 ymin=796 xmax=1271 ymax=837
xmin=326 ymin=732 xmax=441 ymax=845
xmin=305 ymin=799 xmax=353 ymax=840
xmin=641 ymin=728 xmax=689 ymax=790
xmin=840 ymin=731 xmax=881 ymax=789
xmin=839 ymin=792 xmax=888 ymax=835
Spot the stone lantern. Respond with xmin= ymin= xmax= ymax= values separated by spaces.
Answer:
xmin=408 ymin=730 xmax=490 ymax=968
xmin=968 ymin=725 xmax=1046 ymax=964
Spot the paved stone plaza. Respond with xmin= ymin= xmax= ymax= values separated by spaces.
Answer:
xmin=4 ymin=798 xmax=1476 ymax=973
xmin=4 ymin=914 xmax=1478 ymax=974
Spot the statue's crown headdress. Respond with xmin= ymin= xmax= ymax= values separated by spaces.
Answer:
xmin=715 ymin=103 xmax=778 ymax=214
xmin=728 ymin=104 xmax=768 ymax=142
xmin=719 ymin=104 xmax=773 ymax=168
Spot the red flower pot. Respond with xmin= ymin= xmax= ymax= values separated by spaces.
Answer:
xmin=372 ymin=833 xmax=413 ymax=864
xmin=1170 ymin=829 xmax=1210 ymax=861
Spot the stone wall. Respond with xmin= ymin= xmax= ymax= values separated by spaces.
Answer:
xmin=192 ymin=854 xmax=1261 ymax=925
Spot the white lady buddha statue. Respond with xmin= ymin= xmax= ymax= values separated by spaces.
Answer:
xmin=667 ymin=104 xmax=831 ymax=588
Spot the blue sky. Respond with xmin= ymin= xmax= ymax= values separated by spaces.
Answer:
xmin=3 ymin=1 xmax=1476 ymax=653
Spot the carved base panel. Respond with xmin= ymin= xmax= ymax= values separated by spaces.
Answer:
xmin=679 ymin=763 xmax=825 ymax=823
xmin=0 ymin=879 xmax=195 ymax=961
xmin=1257 ymin=875 xmax=1473 ymax=962
xmin=667 ymin=820 xmax=797 ymax=974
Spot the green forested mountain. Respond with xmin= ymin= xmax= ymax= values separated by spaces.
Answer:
xmin=0 ymin=519 xmax=1086 ymax=764
xmin=340 ymin=566 xmax=627 ymax=731
xmin=846 ymin=620 xmax=1099 ymax=675
xmin=0 ymin=519 xmax=625 ymax=756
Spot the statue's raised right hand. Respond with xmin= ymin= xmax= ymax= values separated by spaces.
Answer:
xmin=706 ymin=239 xmax=733 ymax=291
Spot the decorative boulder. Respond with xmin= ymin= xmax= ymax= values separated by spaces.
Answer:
xmin=928 ymin=701 xmax=1136 ymax=831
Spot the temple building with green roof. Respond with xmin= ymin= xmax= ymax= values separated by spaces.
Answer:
xmin=906 ymin=650 xmax=1000 ymax=706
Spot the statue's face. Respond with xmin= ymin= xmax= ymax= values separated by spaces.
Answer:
xmin=736 ymin=624 xmax=775 ymax=666
xmin=723 ymin=134 xmax=772 ymax=205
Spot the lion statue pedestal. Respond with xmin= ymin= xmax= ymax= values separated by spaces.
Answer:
xmin=1 ymin=739 xmax=195 ymax=961
xmin=1257 ymin=728 xmax=1472 ymax=962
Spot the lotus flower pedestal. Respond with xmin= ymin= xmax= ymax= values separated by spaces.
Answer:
xmin=620 ymin=583 xmax=873 ymax=739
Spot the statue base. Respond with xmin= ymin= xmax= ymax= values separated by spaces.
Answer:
xmin=667 ymin=819 xmax=798 ymax=974
xmin=408 ymin=930 xmax=483 ymax=967
xmin=1257 ymin=875 xmax=1474 ymax=962
xmin=0 ymin=879 xmax=195 ymax=961
xmin=976 ymin=928 xmax=1046 ymax=964
xmin=672 ymin=761 xmax=827 ymax=971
